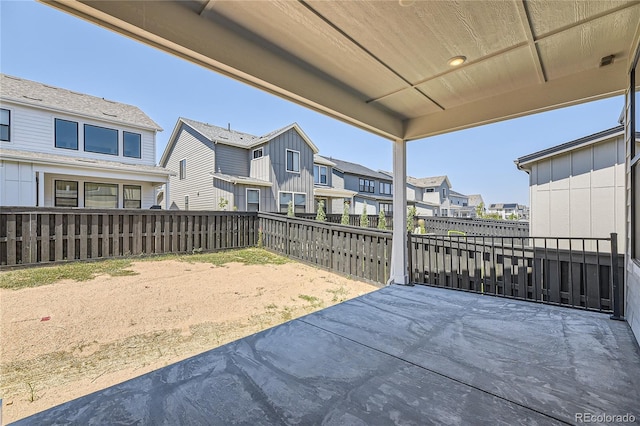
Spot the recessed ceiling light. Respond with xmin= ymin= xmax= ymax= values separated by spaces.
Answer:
xmin=399 ymin=0 xmax=415 ymax=6
xmin=448 ymin=56 xmax=467 ymax=67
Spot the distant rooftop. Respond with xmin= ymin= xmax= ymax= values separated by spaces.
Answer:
xmin=181 ymin=118 xmax=259 ymax=148
xmin=329 ymin=157 xmax=391 ymax=181
xmin=0 ymin=74 xmax=162 ymax=131
xmin=407 ymin=175 xmax=450 ymax=188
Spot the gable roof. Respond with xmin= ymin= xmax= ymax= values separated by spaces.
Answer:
xmin=313 ymin=154 xmax=336 ymax=167
xmin=0 ymin=74 xmax=162 ymax=131
xmin=515 ymin=125 xmax=640 ymax=169
xmin=160 ymin=118 xmax=318 ymax=166
xmin=407 ymin=175 xmax=451 ymax=189
xmin=328 ymin=157 xmax=391 ymax=181
xmin=467 ymin=194 xmax=484 ymax=206
xmin=449 ymin=190 xmax=468 ymax=198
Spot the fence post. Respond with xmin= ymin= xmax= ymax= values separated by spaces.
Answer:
xmin=407 ymin=231 xmax=413 ymax=284
xmin=609 ymin=232 xmax=623 ymax=320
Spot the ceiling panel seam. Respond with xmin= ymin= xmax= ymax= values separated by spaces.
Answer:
xmin=532 ymin=2 xmax=639 ymax=42
xmin=517 ymin=0 xmax=547 ymax=83
xmin=297 ymin=0 xmax=443 ymax=110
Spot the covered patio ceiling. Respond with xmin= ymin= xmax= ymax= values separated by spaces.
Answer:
xmin=42 ymin=0 xmax=640 ymax=142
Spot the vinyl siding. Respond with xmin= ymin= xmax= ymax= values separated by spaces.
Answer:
xmin=0 ymin=101 xmax=156 ymax=166
xmin=215 ymin=143 xmax=250 ymax=176
xmin=165 ymin=124 xmax=215 ymax=210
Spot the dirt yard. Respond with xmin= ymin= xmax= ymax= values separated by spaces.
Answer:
xmin=0 ymin=251 xmax=378 ymax=424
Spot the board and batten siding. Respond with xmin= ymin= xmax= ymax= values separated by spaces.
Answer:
xmin=249 ymin=143 xmax=270 ymax=181
xmin=264 ymin=128 xmax=315 ymax=213
xmin=0 ymin=101 xmax=156 ymax=166
xmin=528 ymin=135 xmax=625 ymax=248
xmin=165 ymin=124 xmax=217 ymax=210
xmin=0 ymin=160 xmax=34 ymax=206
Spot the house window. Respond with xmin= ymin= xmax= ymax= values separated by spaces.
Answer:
xmin=247 ymin=189 xmax=260 ymax=212
xmin=314 ymin=165 xmax=327 ymax=184
xmin=426 ymin=188 xmax=434 ymax=193
xmin=442 ymin=188 xmax=447 ymax=198
xmin=279 ymin=192 xmax=306 ymax=213
xmin=380 ymin=202 xmax=393 ymax=215
xmin=54 ymin=180 xmax=78 ymax=207
xmin=359 ymin=178 xmax=375 ymax=193
xmin=0 ymin=108 xmax=10 ymax=141
xmin=252 ymin=148 xmax=263 ymax=159
xmin=84 ymin=124 xmax=118 ymax=155
xmin=124 ymin=185 xmax=142 ymax=209
xmin=286 ymin=149 xmax=300 ymax=173
xmin=184 ymin=195 xmax=189 ymax=210
xmin=380 ymin=182 xmax=392 ymax=195
xmin=85 ymin=182 xmax=118 ymax=208
xmin=179 ymin=159 xmax=186 ymax=180
xmin=54 ymin=118 xmax=78 ymax=150
xmin=123 ymin=131 xmax=141 ymax=158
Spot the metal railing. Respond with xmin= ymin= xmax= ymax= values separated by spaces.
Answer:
xmin=408 ymin=233 xmax=623 ymax=314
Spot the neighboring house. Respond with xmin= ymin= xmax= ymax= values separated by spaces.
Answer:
xmin=0 ymin=74 xmax=171 ymax=209
xmin=487 ymin=203 xmax=525 ymax=220
xmin=515 ymin=125 xmax=638 ymax=248
xmin=328 ymin=158 xmax=393 ymax=215
xmin=160 ymin=118 xmax=318 ymax=213
xmin=313 ymin=155 xmax=357 ymax=214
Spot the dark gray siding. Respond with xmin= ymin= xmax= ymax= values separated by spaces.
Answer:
xmin=215 ymin=144 xmax=249 ymax=176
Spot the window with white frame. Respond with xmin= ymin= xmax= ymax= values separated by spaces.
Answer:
xmin=55 ymin=118 xmax=78 ymax=150
xmin=123 ymin=131 xmax=142 ymax=159
xmin=279 ymin=191 xmax=306 ymax=213
xmin=85 ymin=182 xmax=118 ymax=208
xmin=380 ymin=202 xmax=393 ymax=215
xmin=442 ymin=188 xmax=447 ymax=198
xmin=252 ymin=148 xmax=263 ymax=160
xmin=314 ymin=165 xmax=328 ymax=184
xmin=380 ymin=182 xmax=392 ymax=195
xmin=179 ymin=159 xmax=186 ymax=180
xmin=55 ymin=180 xmax=78 ymax=207
xmin=286 ymin=149 xmax=300 ymax=173
xmin=185 ymin=195 xmax=189 ymax=210
xmin=84 ymin=124 xmax=118 ymax=155
xmin=124 ymin=185 xmax=142 ymax=209
xmin=247 ymin=189 xmax=260 ymax=212
xmin=0 ymin=109 xmax=10 ymax=141
xmin=359 ymin=178 xmax=375 ymax=193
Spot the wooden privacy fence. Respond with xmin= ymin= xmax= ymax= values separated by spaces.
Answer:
xmin=408 ymin=234 xmax=623 ymax=314
xmin=0 ymin=207 xmax=258 ymax=267
xmin=419 ymin=217 xmax=529 ymax=237
xmin=259 ymin=212 xmax=392 ymax=285
xmin=294 ymin=213 xmax=391 ymax=229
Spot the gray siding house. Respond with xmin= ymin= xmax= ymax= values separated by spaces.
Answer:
xmin=327 ymin=158 xmax=393 ymax=215
xmin=313 ymin=155 xmax=357 ymax=214
xmin=160 ymin=118 xmax=318 ymax=212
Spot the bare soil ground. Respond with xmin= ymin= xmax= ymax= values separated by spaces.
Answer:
xmin=0 ymin=255 xmax=378 ymax=424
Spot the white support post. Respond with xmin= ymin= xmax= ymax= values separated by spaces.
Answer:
xmin=165 ymin=183 xmax=171 ymax=210
xmin=391 ymin=139 xmax=409 ymax=285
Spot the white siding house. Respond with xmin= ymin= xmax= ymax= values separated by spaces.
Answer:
xmin=516 ymin=126 xmax=637 ymax=249
xmin=0 ymin=74 xmax=172 ymax=209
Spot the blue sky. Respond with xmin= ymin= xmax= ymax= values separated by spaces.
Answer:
xmin=0 ymin=1 xmax=625 ymax=205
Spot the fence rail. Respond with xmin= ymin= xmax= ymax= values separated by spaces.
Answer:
xmin=408 ymin=233 xmax=623 ymax=314
xmin=259 ymin=212 xmax=391 ymax=285
xmin=0 ymin=207 xmax=258 ymax=267
xmin=419 ymin=216 xmax=529 ymax=237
